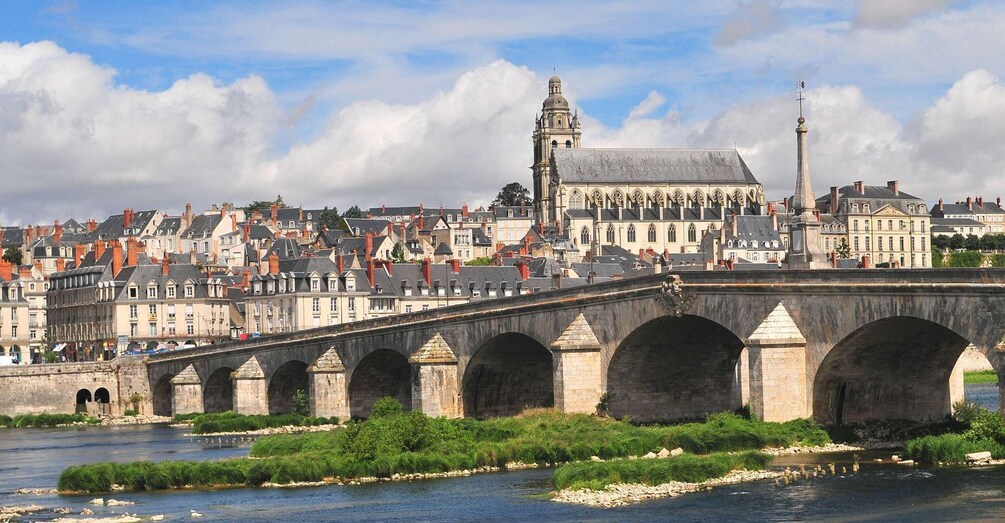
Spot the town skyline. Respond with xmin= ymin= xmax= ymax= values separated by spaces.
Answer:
xmin=2 ymin=1 xmax=1004 ymax=225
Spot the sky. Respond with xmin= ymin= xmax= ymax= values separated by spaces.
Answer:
xmin=1 ymin=0 xmax=1004 ymax=224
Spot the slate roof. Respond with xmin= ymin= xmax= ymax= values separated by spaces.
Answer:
xmin=817 ymin=185 xmax=924 ymax=204
xmin=261 ymin=238 xmax=302 ymax=261
xmin=89 ymin=210 xmax=159 ymax=240
xmin=552 ymin=148 xmax=759 ymax=185
xmin=344 ymin=218 xmax=391 ymax=236
xmin=154 ymin=217 xmax=183 ymax=236
xmin=181 ymin=214 xmax=222 ymax=239
xmin=565 ymin=206 xmax=738 ymax=222
xmin=931 ymin=202 xmax=1005 ymax=218
xmin=725 ymin=215 xmax=783 ymax=245
xmin=1 ymin=227 xmax=23 ymax=248
xmin=932 ymin=218 xmax=985 ymax=227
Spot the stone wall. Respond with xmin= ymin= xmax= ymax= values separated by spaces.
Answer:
xmin=0 ymin=362 xmax=120 ymax=415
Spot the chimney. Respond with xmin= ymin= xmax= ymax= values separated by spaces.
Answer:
xmin=56 ymin=258 xmax=66 ymax=272
xmin=831 ymin=251 xmax=838 ymax=268
xmin=555 ymin=219 xmax=563 ymax=235
xmin=861 ymin=254 xmax=871 ymax=269
xmin=336 ymin=254 xmax=344 ymax=274
xmin=522 ymin=236 xmax=531 ymax=255
xmin=462 ymin=203 xmax=469 ymax=218
xmin=366 ymin=258 xmax=375 ymax=286
xmin=162 ymin=256 xmax=171 ymax=276
xmin=495 ymin=241 xmax=505 ymax=253
xmin=830 ymin=186 xmax=839 ymax=214
xmin=450 ymin=258 xmax=460 ymax=273
xmin=112 ymin=241 xmax=123 ymax=276
xmin=270 ymin=204 xmax=278 ymax=222
xmin=241 ymin=269 xmax=251 ymax=289
xmin=243 ymin=222 xmax=250 ymax=242
xmin=418 ymin=215 xmax=425 ymax=230
xmin=771 ymin=210 xmax=778 ymax=231
xmin=421 ymin=257 xmax=432 ymax=285
xmin=86 ymin=219 xmax=97 ymax=232
xmin=382 ymin=204 xmax=386 ymax=213
xmin=977 ymin=196 xmax=983 ymax=207
xmin=75 ymin=243 xmax=87 ymax=266
xmin=365 ymin=232 xmax=373 ymax=261
xmin=966 ymin=196 xmax=973 ymax=210
xmin=94 ymin=241 xmax=106 ymax=261
xmin=0 ymin=260 xmax=12 ymax=282
xmin=184 ymin=203 xmax=193 ymax=227
xmin=939 ymin=198 xmax=944 ymax=212
xmin=516 ymin=260 xmax=530 ymax=281
xmin=887 ymin=180 xmax=899 ymax=196
xmin=123 ymin=209 xmax=133 ymax=228
xmin=383 ymin=259 xmax=393 ymax=276
xmin=731 ymin=213 xmax=738 ymax=237
xmin=53 ymin=220 xmax=63 ymax=243
xmin=853 ymin=181 xmax=864 ymax=194
xmin=419 ymin=203 xmax=424 ymax=213
xmin=231 ymin=214 xmax=238 ymax=231
xmin=268 ymin=252 xmax=279 ymax=275
xmin=19 ymin=265 xmax=32 ymax=279
xmin=998 ymin=197 xmax=1002 ymax=208
xmin=298 ymin=208 xmax=303 ymax=222
xmin=552 ymin=271 xmax=562 ymax=289
xmin=126 ymin=237 xmax=139 ymax=267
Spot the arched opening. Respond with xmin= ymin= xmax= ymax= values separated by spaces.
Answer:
xmin=94 ymin=388 xmax=110 ymax=404
xmin=463 ymin=333 xmax=554 ymax=419
xmin=268 ymin=361 xmax=310 ymax=414
xmin=145 ymin=341 xmax=158 ymax=351
xmin=203 ymin=367 xmax=235 ymax=413
xmin=607 ymin=315 xmax=745 ymax=422
xmin=152 ymin=374 xmax=174 ymax=417
xmin=813 ymin=317 xmax=971 ymax=424
xmin=954 ymin=345 xmax=1000 ymax=412
xmin=349 ymin=349 xmax=411 ymax=418
xmin=75 ymin=389 xmax=92 ymax=405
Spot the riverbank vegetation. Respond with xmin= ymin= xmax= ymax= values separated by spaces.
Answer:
xmin=964 ymin=370 xmax=999 ymax=384
xmin=904 ymin=404 xmax=1005 ymax=463
xmin=58 ymin=400 xmax=828 ymax=493
xmin=1 ymin=413 xmax=99 ymax=428
xmin=552 ymin=451 xmax=770 ymax=491
xmin=178 ymin=412 xmax=339 ymax=434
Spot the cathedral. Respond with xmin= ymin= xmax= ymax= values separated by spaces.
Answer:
xmin=532 ymin=76 xmax=766 ymax=255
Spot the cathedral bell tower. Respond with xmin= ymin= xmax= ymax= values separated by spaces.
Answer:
xmin=532 ymin=75 xmax=581 ymax=224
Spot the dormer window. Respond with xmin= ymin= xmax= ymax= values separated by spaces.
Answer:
xmin=167 ymin=285 xmax=176 ymax=299
xmin=184 ymin=284 xmax=195 ymax=298
xmin=346 ymin=277 xmax=355 ymax=292
xmin=128 ymin=285 xmax=138 ymax=299
xmin=147 ymin=285 xmax=157 ymax=299
xmin=289 ymin=220 xmax=295 ymax=228
xmin=311 ymin=278 xmax=320 ymax=291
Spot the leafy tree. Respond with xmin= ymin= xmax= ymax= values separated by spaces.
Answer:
xmin=465 ymin=256 xmax=493 ymax=266
xmin=244 ymin=195 xmax=286 ymax=214
xmin=948 ymin=251 xmax=983 ymax=267
xmin=492 ymin=182 xmax=532 ymax=207
xmin=948 ymin=234 xmax=966 ymax=251
xmin=835 ymin=238 xmax=852 ymax=259
xmin=391 ymin=242 xmax=407 ymax=263
xmin=2 ymin=247 xmax=22 ymax=266
xmin=965 ymin=234 xmax=981 ymax=251
xmin=370 ymin=397 xmax=403 ymax=418
xmin=318 ymin=206 xmax=341 ymax=230
xmin=932 ymin=235 xmax=951 ymax=251
xmin=343 ymin=205 xmax=364 ymax=219
xmin=931 ymin=249 xmax=944 ymax=268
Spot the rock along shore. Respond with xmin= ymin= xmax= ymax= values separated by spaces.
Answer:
xmin=552 ymin=469 xmax=782 ymax=508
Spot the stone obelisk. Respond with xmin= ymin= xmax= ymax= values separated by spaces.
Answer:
xmin=787 ymin=114 xmax=828 ymax=269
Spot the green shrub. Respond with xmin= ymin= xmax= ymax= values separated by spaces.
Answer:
xmin=964 ymin=370 xmax=999 ymax=384
xmin=123 ymin=409 xmax=138 ymax=417
xmin=966 ymin=410 xmax=1005 ymax=443
xmin=6 ymin=413 xmax=97 ymax=428
xmin=189 ymin=412 xmax=338 ymax=434
xmin=953 ymin=401 xmax=984 ymax=425
xmin=370 ymin=397 xmax=404 ymax=418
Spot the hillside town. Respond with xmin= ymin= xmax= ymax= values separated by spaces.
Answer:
xmin=0 ymin=76 xmax=997 ymax=365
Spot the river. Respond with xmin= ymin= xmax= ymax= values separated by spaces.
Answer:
xmin=0 ymin=384 xmax=1001 ymax=522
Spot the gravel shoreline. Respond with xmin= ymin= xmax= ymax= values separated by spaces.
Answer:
xmin=552 ymin=469 xmax=782 ymax=508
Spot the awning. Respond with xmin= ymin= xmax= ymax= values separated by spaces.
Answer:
xmin=52 ymin=343 xmax=67 ymax=352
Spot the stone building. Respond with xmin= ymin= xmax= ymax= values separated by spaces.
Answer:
xmin=532 ymin=75 xmax=582 ymax=224
xmin=930 ymin=196 xmax=1005 ymax=236
xmin=817 ymin=181 xmax=931 ymax=267
xmin=0 ymin=261 xmax=30 ymax=364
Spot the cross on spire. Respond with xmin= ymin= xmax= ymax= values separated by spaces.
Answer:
xmin=796 ymin=81 xmax=806 ymax=117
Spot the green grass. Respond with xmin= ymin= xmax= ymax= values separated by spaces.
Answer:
xmin=552 ymin=451 xmax=770 ymax=491
xmin=964 ymin=370 xmax=1000 ymax=384
xmin=1 ymin=413 xmax=99 ymax=428
xmin=904 ymin=407 xmax=1005 ymax=464
xmin=186 ymin=412 xmax=338 ymax=434
xmin=59 ymin=402 xmax=827 ymax=493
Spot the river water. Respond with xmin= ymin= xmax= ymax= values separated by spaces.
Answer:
xmin=0 ymin=384 xmax=1001 ymax=522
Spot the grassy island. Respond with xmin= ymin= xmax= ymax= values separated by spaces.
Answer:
xmin=59 ymin=399 xmax=829 ymax=494
xmin=1 ymin=413 xmax=99 ymax=428
xmin=173 ymin=411 xmax=339 ymax=434
xmin=904 ymin=404 xmax=1005 ymax=463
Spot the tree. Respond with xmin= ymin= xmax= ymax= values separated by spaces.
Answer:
xmin=243 ymin=194 xmax=286 ymax=214
xmin=318 ymin=206 xmax=340 ymax=230
xmin=492 ymin=182 xmax=532 ymax=207
xmin=2 ymin=247 xmax=22 ymax=266
xmin=391 ymin=242 xmax=407 ymax=263
xmin=835 ymin=238 xmax=852 ymax=259
xmin=965 ymin=234 xmax=981 ymax=251
xmin=932 ymin=235 xmax=951 ymax=252
xmin=948 ymin=234 xmax=966 ymax=251
xmin=343 ymin=205 xmax=364 ymax=219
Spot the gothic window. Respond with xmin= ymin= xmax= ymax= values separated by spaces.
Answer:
xmin=711 ymin=189 xmax=725 ymax=206
xmin=565 ymin=140 xmax=572 ymax=148
xmin=732 ymin=189 xmax=744 ymax=207
xmin=687 ymin=224 xmax=697 ymax=243
xmin=651 ymin=190 xmax=665 ymax=208
xmin=590 ymin=189 xmax=603 ymax=207
xmin=570 ymin=191 xmax=583 ymax=209
xmin=627 ymin=225 xmax=636 ymax=243
xmin=671 ymin=190 xmax=685 ymax=207
xmin=611 ymin=190 xmax=625 ymax=208
xmin=606 ymin=225 xmax=615 ymax=244
xmin=580 ymin=226 xmax=590 ymax=245
xmin=691 ymin=190 xmax=705 ymax=207
xmin=668 ymin=225 xmax=677 ymax=242
xmin=631 ymin=189 xmax=644 ymax=208
xmin=647 ymin=224 xmax=657 ymax=243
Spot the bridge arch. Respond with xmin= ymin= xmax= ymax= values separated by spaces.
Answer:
xmin=203 ymin=367 xmax=235 ymax=413
xmin=348 ymin=349 xmax=411 ymax=418
xmin=813 ymin=316 xmax=972 ymax=424
xmin=607 ymin=314 xmax=745 ymax=422
xmin=94 ymin=388 xmax=110 ymax=404
xmin=268 ymin=360 xmax=309 ymax=414
xmin=152 ymin=374 xmax=174 ymax=417
xmin=462 ymin=332 xmax=554 ymax=418
xmin=75 ymin=389 xmax=92 ymax=407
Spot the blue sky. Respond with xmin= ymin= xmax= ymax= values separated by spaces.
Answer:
xmin=1 ymin=1 xmax=1004 ymax=223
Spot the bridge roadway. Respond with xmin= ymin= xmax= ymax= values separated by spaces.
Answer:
xmin=3 ymin=269 xmax=1004 ymax=423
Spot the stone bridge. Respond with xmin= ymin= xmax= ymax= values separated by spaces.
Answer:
xmin=5 ymin=270 xmax=1005 ymax=423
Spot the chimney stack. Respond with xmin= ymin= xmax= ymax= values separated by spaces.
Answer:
xmin=450 ymin=258 xmax=460 ymax=273
xmin=0 ymin=260 xmax=12 ymax=282
xmin=831 ymin=251 xmax=838 ymax=268
xmin=243 ymin=222 xmax=250 ymax=242
xmin=53 ymin=220 xmax=63 ymax=243
xmin=939 ymin=198 xmax=944 ymax=212
xmin=336 ymin=254 xmax=344 ymax=274
xmin=853 ymin=181 xmax=864 ymax=194
xmin=112 ymin=241 xmax=123 ymax=276
xmin=268 ymin=252 xmax=279 ymax=275
xmin=731 ymin=213 xmax=738 ymax=237
xmin=19 ymin=265 xmax=32 ymax=279
xmin=75 ymin=243 xmax=87 ymax=266
xmin=365 ymin=232 xmax=374 ymax=261
xmin=830 ymin=186 xmax=839 ymax=214
xmin=462 ymin=203 xmax=469 ymax=218
xmin=126 ymin=237 xmax=139 ymax=267
xmin=86 ymin=219 xmax=97 ymax=232
xmin=998 ymin=197 xmax=1002 ymax=207
xmin=421 ymin=257 xmax=432 ymax=285
xmin=56 ymin=258 xmax=66 ymax=272
xmin=887 ymin=180 xmax=899 ymax=196
xmin=516 ymin=260 xmax=529 ymax=281
xmin=383 ymin=259 xmax=393 ymax=276
xmin=270 ymin=204 xmax=278 ymax=222
xmin=967 ymin=196 xmax=973 ymax=210
xmin=417 ymin=215 xmax=425 ymax=230
xmin=94 ymin=240 xmax=106 ymax=261
xmin=123 ymin=209 xmax=133 ymax=228
xmin=366 ymin=258 xmax=375 ymax=286
xmin=861 ymin=254 xmax=871 ymax=269
xmin=162 ymin=256 xmax=171 ymax=276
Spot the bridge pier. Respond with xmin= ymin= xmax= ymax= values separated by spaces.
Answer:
xmin=170 ymin=365 xmax=204 ymax=416
xmin=232 ymin=357 xmax=269 ymax=415
xmin=747 ymin=304 xmax=809 ymax=422
xmin=309 ymin=348 xmax=350 ymax=420
xmin=551 ymin=314 xmax=603 ymax=414
xmin=410 ymin=334 xmax=461 ymax=418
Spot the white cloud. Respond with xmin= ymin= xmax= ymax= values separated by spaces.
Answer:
xmin=715 ymin=0 xmax=786 ymax=46
xmin=854 ymin=0 xmax=956 ymax=28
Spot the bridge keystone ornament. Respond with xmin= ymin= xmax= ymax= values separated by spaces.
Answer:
xmin=551 ymin=313 xmax=603 ymax=413
xmin=309 ymin=347 xmax=348 ymax=419
xmin=660 ymin=274 xmax=694 ymax=317
xmin=410 ymin=334 xmax=460 ymax=418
